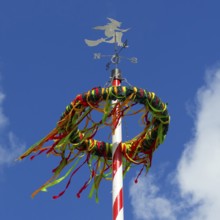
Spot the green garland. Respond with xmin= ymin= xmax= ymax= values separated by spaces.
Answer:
xmin=19 ymin=86 xmax=170 ymax=201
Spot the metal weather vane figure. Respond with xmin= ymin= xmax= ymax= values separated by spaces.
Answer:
xmin=85 ymin=18 xmax=130 ymax=47
xmin=85 ymin=18 xmax=137 ymax=71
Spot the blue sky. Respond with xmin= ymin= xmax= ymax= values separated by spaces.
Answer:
xmin=1 ymin=1 xmax=220 ymax=220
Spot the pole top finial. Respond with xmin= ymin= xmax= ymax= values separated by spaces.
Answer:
xmin=111 ymin=68 xmax=122 ymax=80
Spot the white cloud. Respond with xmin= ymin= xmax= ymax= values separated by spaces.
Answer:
xmin=130 ymin=67 xmax=220 ymax=220
xmin=0 ymin=132 xmax=25 ymax=166
xmin=129 ymin=175 xmax=177 ymax=220
xmin=177 ymin=67 xmax=220 ymax=220
xmin=0 ymin=89 xmax=25 ymax=167
xmin=0 ymin=91 xmax=8 ymax=129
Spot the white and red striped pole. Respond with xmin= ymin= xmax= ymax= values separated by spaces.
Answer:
xmin=112 ymin=68 xmax=124 ymax=220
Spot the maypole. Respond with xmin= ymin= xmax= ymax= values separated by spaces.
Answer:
xmin=111 ymin=68 xmax=124 ymax=220
xmin=18 ymin=18 xmax=170 ymax=220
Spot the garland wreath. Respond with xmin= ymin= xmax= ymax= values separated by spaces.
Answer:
xmin=19 ymin=86 xmax=170 ymax=201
